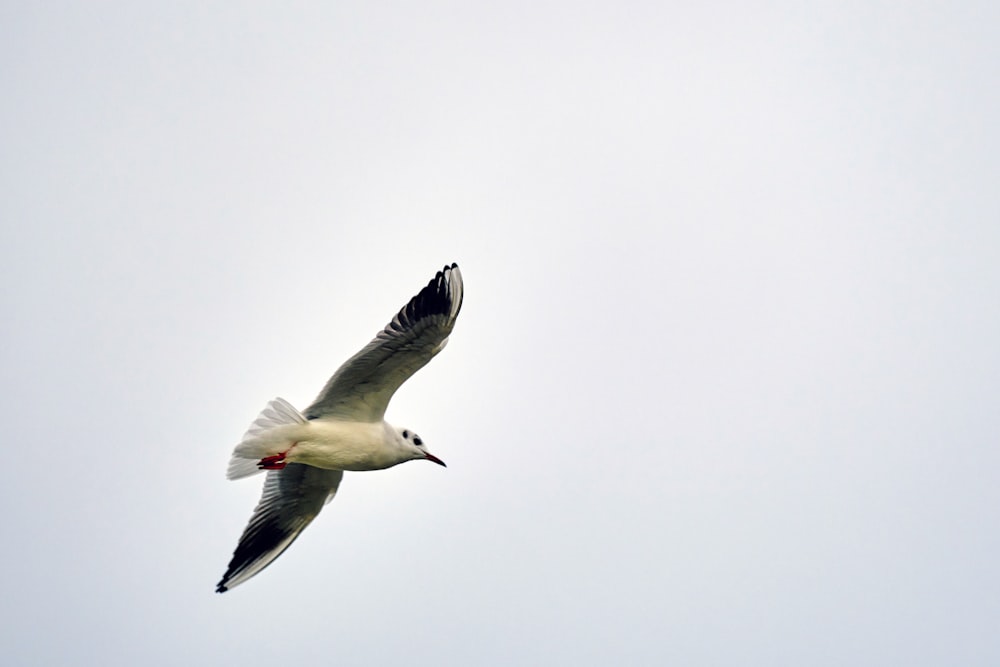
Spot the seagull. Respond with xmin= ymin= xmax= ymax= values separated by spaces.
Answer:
xmin=216 ymin=263 xmax=463 ymax=593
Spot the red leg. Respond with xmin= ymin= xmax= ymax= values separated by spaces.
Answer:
xmin=258 ymin=452 xmax=288 ymax=470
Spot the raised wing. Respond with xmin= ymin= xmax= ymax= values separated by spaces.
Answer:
xmin=304 ymin=263 xmax=463 ymax=422
xmin=216 ymin=464 xmax=343 ymax=593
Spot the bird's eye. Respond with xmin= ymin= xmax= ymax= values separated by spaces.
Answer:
xmin=414 ymin=437 xmax=423 ymax=446
xmin=402 ymin=430 xmax=409 ymax=439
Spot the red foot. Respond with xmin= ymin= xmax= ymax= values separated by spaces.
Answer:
xmin=258 ymin=452 xmax=288 ymax=470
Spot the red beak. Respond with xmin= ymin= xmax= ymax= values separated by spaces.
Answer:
xmin=424 ymin=452 xmax=447 ymax=467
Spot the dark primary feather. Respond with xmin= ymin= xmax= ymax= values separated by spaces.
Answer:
xmin=216 ymin=464 xmax=343 ymax=593
xmin=304 ymin=263 xmax=463 ymax=422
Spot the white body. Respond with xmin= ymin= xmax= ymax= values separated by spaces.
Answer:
xmin=234 ymin=418 xmax=418 ymax=472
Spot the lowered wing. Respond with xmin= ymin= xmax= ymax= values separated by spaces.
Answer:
xmin=216 ymin=464 xmax=343 ymax=593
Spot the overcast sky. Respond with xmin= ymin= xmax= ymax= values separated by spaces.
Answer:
xmin=2 ymin=2 xmax=999 ymax=665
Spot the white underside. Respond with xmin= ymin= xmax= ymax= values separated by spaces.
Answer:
xmin=227 ymin=398 xmax=412 ymax=479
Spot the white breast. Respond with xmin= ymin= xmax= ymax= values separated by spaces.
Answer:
xmin=288 ymin=420 xmax=407 ymax=471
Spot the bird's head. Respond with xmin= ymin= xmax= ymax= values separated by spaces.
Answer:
xmin=396 ymin=427 xmax=446 ymax=467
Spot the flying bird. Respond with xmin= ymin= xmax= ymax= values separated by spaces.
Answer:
xmin=216 ymin=263 xmax=463 ymax=593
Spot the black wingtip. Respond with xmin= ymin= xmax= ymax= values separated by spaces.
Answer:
xmin=401 ymin=264 xmax=460 ymax=323
xmin=216 ymin=583 xmax=228 ymax=594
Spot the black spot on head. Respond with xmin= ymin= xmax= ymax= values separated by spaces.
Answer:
xmin=402 ymin=430 xmax=409 ymax=439
xmin=414 ymin=437 xmax=423 ymax=447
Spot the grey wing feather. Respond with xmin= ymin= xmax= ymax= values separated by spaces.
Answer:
xmin=216 ymin=464 xmax=343 ymax=593
xmin=304 ymin=263 xmax=463 ymax=422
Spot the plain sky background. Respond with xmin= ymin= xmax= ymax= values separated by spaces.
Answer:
xmin=2 ymin=2 xmax=998 ymax=665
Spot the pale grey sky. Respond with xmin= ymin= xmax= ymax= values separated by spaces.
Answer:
xmin=2 ymin=2 xmax=999 ymax=665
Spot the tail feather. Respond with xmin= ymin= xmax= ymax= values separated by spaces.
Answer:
xmin=227 ymin=398 xmax=307 ymax=480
